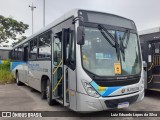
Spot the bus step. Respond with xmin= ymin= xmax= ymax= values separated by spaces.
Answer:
xmin=53 ymin=96 xmax=60 ymax=99
xmin=152 ymin=75 xmax=160 ymax=83
xmin=56 ymin=98 xmax=63 ymax=105
xmin=153 ymin=82 xmax=160 ymax=84
xmin=152 ymin=75 xmax=160 ymax=76
xmin=24 ymin=82 xmax=29 ymax=86
xmin=149 ymin=82 xmax=160 ymax=90
xmin=148 ymin=88 xmax=160 ymax=92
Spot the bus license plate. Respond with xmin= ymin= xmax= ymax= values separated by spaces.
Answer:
xmin=117 ymin=102 xmax=129 ymax=108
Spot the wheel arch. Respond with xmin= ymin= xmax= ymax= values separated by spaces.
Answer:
xmin=15 ymin=69 xmax=18 ymax=78
xmin=41 ymin=75 xmax=50 ymax=92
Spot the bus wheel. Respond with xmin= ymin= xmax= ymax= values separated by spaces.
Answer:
xmin=16 ymin=72 xmax=23 ymax=86
xmin=41 ymin=80 xmax=47 ymax=99
xmin=46 ymin=79 xmax=57 ymax=106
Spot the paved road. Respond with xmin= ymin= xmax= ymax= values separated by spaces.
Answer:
xmin=0 ymin=84 xmax=160 ymax=120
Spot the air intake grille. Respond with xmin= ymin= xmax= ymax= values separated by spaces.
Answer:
xmin=104 ymin=95 xmax=139 ymax=108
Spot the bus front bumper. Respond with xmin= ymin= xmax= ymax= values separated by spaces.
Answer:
xmin=76 ymin=89 xmax=144 ymax=112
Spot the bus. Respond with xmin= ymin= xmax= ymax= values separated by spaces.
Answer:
xmin=0 ymin=47 xmax=12 ymax=64
xmin=10 ymin=9 xmax=144 ymax=112
xmin=139 ymin=27 xmax=160 ymax=92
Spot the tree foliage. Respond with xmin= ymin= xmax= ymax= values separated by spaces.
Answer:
xmin=12 ymin=36 xmax=27 ymax=47
xmin=0 ymin=15 xmax=28 ymax=44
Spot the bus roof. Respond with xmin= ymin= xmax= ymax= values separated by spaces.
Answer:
xmin=139 ymin=27 xmax=160 ymax=35
xmin=13 ymin=9 xmax=135 ymax=49
xmin=0 ymin=47 xmax=12 ymax=50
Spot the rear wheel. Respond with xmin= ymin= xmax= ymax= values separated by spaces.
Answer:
xmin=41 ymin=80 xmax=47 ymax=99
xmin=46 ymin=79 xmax=57 ymax=105
xmin=16 ymin=72 xmax=23 ymax=86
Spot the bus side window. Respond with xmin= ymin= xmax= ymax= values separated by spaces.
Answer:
xmin=38 ymin=31 xmax=51 ymax=58
xmin=53 ymin=37 xmax=61 ymax=65
xmin=24 ymin=46 xmax=29 ymax=62
xmin=68 ymin=30 xmax=75 ymax=63
xmin=29 ymin=38 xmax=37 ymax=60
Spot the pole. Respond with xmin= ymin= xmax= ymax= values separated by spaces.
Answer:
xmin=32 ymin=3 xmax=33 ymax=34
xmin=29 ymin=3 xmax=36 ymax=34
xmin=43 ymin=0 xmax=45 ymax=27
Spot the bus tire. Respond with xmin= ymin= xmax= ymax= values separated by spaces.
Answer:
xmin=41 ymin=80 xmax=47 ymax=99
xmin=46 ymin=79 xmax=57 ymax=106
xmin=16 ymin=72 xmax=23 ymax=86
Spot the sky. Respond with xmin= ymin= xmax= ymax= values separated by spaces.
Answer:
xmin=0 ymin=0 xmax=160 ymax=45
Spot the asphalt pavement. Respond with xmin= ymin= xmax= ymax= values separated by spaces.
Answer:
xmin=0 ymin=84 xmax=160 ymax=120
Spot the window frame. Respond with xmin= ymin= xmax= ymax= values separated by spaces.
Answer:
xmin=29 ymin=37 xmax=38 ymax=60
xmin=37 ymin=31 xmax=52 ymax=59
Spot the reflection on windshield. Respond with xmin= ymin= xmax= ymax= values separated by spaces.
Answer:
xmin=120 ymin=33 xmax=141 ymax=75
xmin=81 ymin=27 xmax=141 ymax=76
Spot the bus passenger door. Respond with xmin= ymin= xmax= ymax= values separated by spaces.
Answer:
xmin=52 ymin=32 xmax=63 ymax=102
xmin=62 ymin=28 xmax=76 ymax=107
xmin=52 ymin=28 xmax=74 ymax=107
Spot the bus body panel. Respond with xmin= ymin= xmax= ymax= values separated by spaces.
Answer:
xmin=11 ymin=61 xmax=26 ymax=78
xmin=28 ymin=61 xmax=51 ymax=91
xmin=11 ymin=60 xmax=51 ymax=92
xmin=76 ymin=90 xmax=144 ymax=112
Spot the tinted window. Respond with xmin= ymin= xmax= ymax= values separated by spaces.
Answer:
xmin=53 ymin=37 xmax=61 ymax=65
xmin=17 ymin=46 xmax=23 ymax=60
xmin=68 ymin=31 xmax=75 ymax=62
xmin=29 ymin=38 xmax=37 ymax=59
xmin=38 ymin=31 xmax=51 ymax=58
xmin=11 ymin=50 xmax=15 ymax=60
xmin=15 ymin=48 xmax=18 ymax=60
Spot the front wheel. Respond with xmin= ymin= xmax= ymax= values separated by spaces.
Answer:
xmin=46 ymin=79 xmax=57 ymax=106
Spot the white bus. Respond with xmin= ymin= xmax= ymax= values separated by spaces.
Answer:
xmin=10 ymin=9 xmax=144 ymax=112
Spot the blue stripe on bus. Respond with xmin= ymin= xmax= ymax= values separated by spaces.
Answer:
xmin=90 ymin=81 xmax=122 ymax=97
xmin=10 ymin=61 xmax=26 ymax=71
xmin=0 ymin=60 xmax=2 ymax=64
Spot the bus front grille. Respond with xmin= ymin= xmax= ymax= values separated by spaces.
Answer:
xmin=94 ymin=76 xmax=140 ymax=87
xmin=104 ymin=95 xmax=139 ymax=108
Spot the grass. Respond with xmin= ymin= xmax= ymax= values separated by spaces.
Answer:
xmin=0 ymin=62 xmax=15 ymax=85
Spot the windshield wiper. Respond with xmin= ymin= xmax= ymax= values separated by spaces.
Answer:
xmin=125 ymin=29 xmax=130 ymax=48
xmin=119 ymin=29 xmax=130 ymax=61
xmin=98 ymin=24 xmax=121 ymax=60
xmin=98 ymin=24 xmax=119 ymax=47
xmin=121 ymin=29 xmax=130 ymax=49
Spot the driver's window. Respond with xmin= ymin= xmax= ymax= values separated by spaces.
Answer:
xmin=53 ymin=37 xmax=61 ymax=65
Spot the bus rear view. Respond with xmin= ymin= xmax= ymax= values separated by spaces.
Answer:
xmin=75 ymin=10 xmax=144 ymax=111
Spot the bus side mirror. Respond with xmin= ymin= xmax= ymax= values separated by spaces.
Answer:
xmin=77 ymin=26 xmax=85 ymax=45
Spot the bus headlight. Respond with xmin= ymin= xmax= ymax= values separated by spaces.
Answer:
xmin=82 ymin=80 xmax=100 ymax=98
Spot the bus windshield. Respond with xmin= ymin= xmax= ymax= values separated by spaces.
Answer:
xmin=81 ymin=27 xmax=141 ymax=76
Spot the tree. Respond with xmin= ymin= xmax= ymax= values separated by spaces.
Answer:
xmin=12 ymin=36 xmax=27 ymax=47
xmin=0 ymin=15 xmax=29 ymax=45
